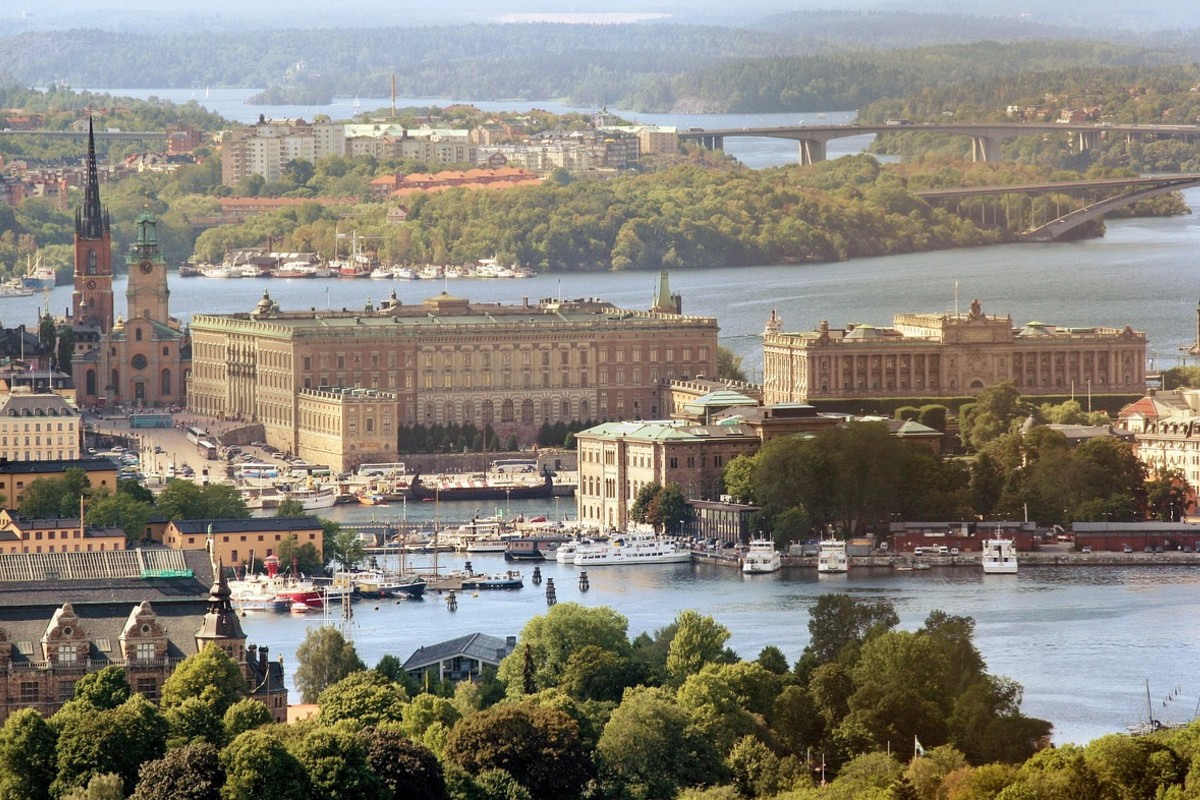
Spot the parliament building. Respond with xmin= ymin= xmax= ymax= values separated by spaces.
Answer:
xmin=762 ymin=299 xmax=1146 ymax=404
xmin=187 ymin=272 xmax=718 ymax=461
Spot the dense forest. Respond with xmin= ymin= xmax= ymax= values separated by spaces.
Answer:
xmin=2 ymin=20 xmax=1199 ymax=113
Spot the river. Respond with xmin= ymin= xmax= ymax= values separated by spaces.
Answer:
xmin=24 ymin=89 xmax=1200 ymax=745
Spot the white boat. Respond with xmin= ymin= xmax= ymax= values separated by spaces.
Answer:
xmin=573 ymin=532 xmax=691 ymax=566
xmin=22 ymin=253 xmax=55 ymax=290
xmin=0 ymin=278 xmax=34 ymax=297
xmin=742 ymin=539 xmax=782 ymax=573
xmin=392 ymin=266 xmax=419 ymax=280
xmin=981 ymin=538 xmax=1018 ymax=574
xmin=817 ymin=539 xmax=849 ymax=573
xmin=278 ymin=483 xmax=338 ymax=511
xmin=369 ymin=266 xmax=394 ymax=279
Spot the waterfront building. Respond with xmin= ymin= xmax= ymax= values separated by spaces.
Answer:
xmin=402 ymin=632 xmax=517 ymax=684
xmin=0 ymin=548 xmax=287 ymax=722
xmin=68 ymin=121 xmax=190 ymax=409
xmin=294 ymin=386 xmax=399 ymax=473
xmin=0 ymin=390 xmax=81 ymax=461
xmin=187 ymin=273 xmax=716 ymax=463
xmin=0 ymin=508 xmax=126 ymax=554
xmin=762 ymin=299 xmax=1147 ymax=404
xmin=1117 ymin=389 xmax=1200 ymax=501
xmin=162 ymin=517 xmax=325 ymax=570
xmin=0 ymin=458 xmax=119 ymax=506
xmin=575 ymin=419 xmax=760 ymax=531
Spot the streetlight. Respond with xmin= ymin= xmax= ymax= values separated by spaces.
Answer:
xmin=505 ymin=487 xmax=511 ymax=518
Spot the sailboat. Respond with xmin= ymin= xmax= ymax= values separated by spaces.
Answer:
xmin=22 ymin=253 xmax=55 ymax=290
xmin=1127 ymin=680 xmax=1188 ymax=735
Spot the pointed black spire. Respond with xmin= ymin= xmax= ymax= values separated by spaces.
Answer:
xmin=77 ymin=116 xmax=107 ymax=239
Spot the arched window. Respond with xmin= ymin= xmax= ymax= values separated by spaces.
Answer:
xmin=501 ymin=399 xmax=514 ymax=423
xmin=135 ymin=328 xmax=143 ymax=341
xmin=482 ymin=400 xmax=494 ymax=424
xmin=521 ymin=399 xmax=534 ymax=424
xmin=86 ymin=250 xmax=97 ymax=276
xmin=580 ymin=400 xmax=589 ymax=418
xmin=561 ymin=400 xmax=570 ymax=418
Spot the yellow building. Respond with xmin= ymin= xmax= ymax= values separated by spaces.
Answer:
xmin=0 ymin=390 xmax=81 ymax=461
xmin=187 ymin=272 xmax=717 ymax=459
xmin=0 ymin=508 xmax=126 ymax=554
xmin=763 ymin=299 xmax=1146 ymax=404
xmin=576 ymin=420 xmax=760 ymax=531
xmin=162 ymin=517 xmax=324 ymax=570
xmin=295 ymin=387 xmax=399 ymax=473
xmin=0 ymin=459 xmax=118 ymax=506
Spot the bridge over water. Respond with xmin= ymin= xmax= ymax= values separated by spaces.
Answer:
xmin=678 ymin=122 xmax=1200 ymax=165
xmin=911 ymin=174 xmax=1200 ymax=241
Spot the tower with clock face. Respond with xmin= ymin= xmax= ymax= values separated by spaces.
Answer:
xmin=126 ymin=211 xmax=170 ymax=324
xmin=71 ymin=117 xmax=114 ymax=333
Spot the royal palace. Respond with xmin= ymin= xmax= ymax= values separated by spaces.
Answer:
xmin=762 ymin=299 xmax=1146 ymax=404
xmin=187 ymin=273 xmax=718 ymax=464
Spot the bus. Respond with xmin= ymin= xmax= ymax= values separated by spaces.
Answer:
xmin=196 ymin=440 xmax=218 ymax=460
xmin=356 ymin=462 xmax=407 ymax=478
xmin=185 ymin=426 xmax=206 ymax=445
xmin=235 ymin=463 xmax=280 ymax=480
xmin=129 ymin=411 xmax=172 ymax=429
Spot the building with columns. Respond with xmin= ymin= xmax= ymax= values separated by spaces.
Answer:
xmin=187 ymin=272 xmax=717 ymax=462
xmin=762 ymin=299 xmax=1146 ymax=404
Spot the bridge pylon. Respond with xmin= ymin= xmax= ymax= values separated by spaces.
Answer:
xmin=971 ymin=136 xmax=999 ymax=163
xmin=799 ymin=138 xmax=827 ymax=166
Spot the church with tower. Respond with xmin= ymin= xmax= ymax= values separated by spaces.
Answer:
xmin=69 ymin=118 xmax=190 ymax=409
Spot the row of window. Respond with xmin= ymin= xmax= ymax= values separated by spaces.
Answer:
xmin=1 ymin=543 xmax=116 ymax=554
xmin=0 ymin=423 xmax=74 ymax=433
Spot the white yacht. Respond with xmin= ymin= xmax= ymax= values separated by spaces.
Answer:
xmin=742 ymin=539 xmax=782 ymax=573
xmin=981 ymin=538 xmax=1018 ymax=574
xmin=817 ymin=539 xmax=849 ymax=573
xmin=573 ymin=532 xmax=691 ymax=566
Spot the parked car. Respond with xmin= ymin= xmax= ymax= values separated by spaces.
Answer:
xmin=1081 ymin=545 xmax=1093 ymax=554
xmin=1123 ymin=544 xmax=1133 ymax=553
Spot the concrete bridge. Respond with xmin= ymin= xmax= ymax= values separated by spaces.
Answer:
xmin=678 ymin=121 xmax=1200 ymax=165
xmin=911 ymin=174 xmax=1200 ymax=241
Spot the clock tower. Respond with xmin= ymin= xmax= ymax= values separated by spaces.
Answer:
xmin=126 ymin=210 xmax=170 ymax=324
xmin=71 ymin=117 xmax=114 ymax=333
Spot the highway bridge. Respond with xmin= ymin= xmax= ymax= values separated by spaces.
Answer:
xmin=911 ymin=173 xmax=1200 ymax=241
xmin=678 ymin=121 xmax=1200 ymax=165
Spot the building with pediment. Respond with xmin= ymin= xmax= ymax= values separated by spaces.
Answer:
xmin=762 ymin=299 xmax=1146 ymax=404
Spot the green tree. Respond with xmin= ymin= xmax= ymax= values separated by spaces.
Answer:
xmin=70 ymin=665 xmax=131 ymax=711
xmin=961 ymin=381 xmax=1025 ymax=451
xmin=804 ymin=594 xmax=899 ymax=666
xmin=129 ymin=741 xmax=223 ymax=800
xmin=363 ymin=727 xmax=447 ymax=800
xmin=220 ymin=729 xmax=310 ymax=800
xmin=164 ymin=696 xmax=224 ymax=749
xmin=596 ymin=686 xmax=720 ymax=800
xmin=275 ymin=498 xmax=305 ymax=517
xmin=61 ymin=773 xmax=124 ymax=800
xmin=651 ymin=483 xmax=688 ymax=535
xmin=756 ymin=645 xmax=790 ymax=675
xmin=161 ymin=642 xmax=247 ymax=717
xmin=0 ymin=708 xmax=57 ymax=800
xmin=496 ymin=603 xmax=631 ymax=694
xmin=222 ymin=699 xmax=274 ymax=742
xmin=444 ymin=703 xmax=592 ymax=800
xmin=716 ymin=345 xmax=748 ymax=382
xmin=323 ymin=520 xmax=366 ymax=569
xmin=19 ymin=468 xmax=92 ymax=518
xmin=291 ymin=727 xmax=385 ymax=800
xmin=721 ymin=454 xmax=757 ymax=505
xmin=275 ymin=535 xmax=323 ymax=575
xmin=316 ymin=670 xmax=408 ymax=726
xmin=666 ymin=609 xmax=733 ymax=684
xmin=559 ymin=644 xmax=638 ymax=702
xmin=52 ymin=694 xmax=168 ymax=798
xmin=293 ymin=626 xmax=366 ymax=703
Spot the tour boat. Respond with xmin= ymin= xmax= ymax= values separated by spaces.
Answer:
xmin=817 ymin=539 xmax=849 ymax=573
xmin=742 ymin=539 xmax=782 ymax=574
xmin=573 ymin=532 xmax=691 ymax=566
xmin=409 ymin=468 xmax=554 ymax=502
xmin=981 ymin=538 xmax=1018 ymax=574
xmin=0 ymin=278 xmax=34 ymax=297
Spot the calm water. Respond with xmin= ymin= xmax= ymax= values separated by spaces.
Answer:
xmin=241 ymin=549 xmax=1200 ymax=747
xmin=25 ymin=90 xmax=1200 ymax=744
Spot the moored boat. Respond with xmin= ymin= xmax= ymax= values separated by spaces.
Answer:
xmin=742 ymin=539 xmax=782 ymax=574
xmin=981 ymin=538 xmax=1018 ymax=574
xmin=573 ymin=532 xmax=691 ymax=566
xmin=817 ymin=539 xmax=849 ymax=573
xmin=22 ymin=253 xmax=56 ymax=290
xmin=410 ymin=468 xmax=554 ymax=502
xmin=505 ymin=534 xmax=573 ymax=562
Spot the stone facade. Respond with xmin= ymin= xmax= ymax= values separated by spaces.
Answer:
xmin=0 ymin=390 xmax=81 ymax=461
xmin=0 ymin=549 xmax=287 ymax=723
xmin=295 ymin=387 xmax=399 ymax=472
xmin=575 ymin=420 xmax=760 ymax=531
xmin=762 ymin=299 xmax=1146 ymax=404
xmin=163 ymin=517 xmax=325 ymax=571
xmin=187 ymin=274 xmax=717 ymax=457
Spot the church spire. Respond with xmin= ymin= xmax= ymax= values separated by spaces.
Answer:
xmin=77 ymin=116 xmax=108 ymax=240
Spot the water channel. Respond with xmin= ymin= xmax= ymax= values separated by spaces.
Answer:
xmin=15 ymin=88 xmax=1200 ymax=745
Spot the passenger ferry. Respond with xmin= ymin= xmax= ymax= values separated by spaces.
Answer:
xmin=573 ymin=532 xmax=691 ymax=566
xmin=742 ymin=539 xmax=782 ymax=574
xmin=981 ymin=538 xmax=1018 ymax=574
xmin=817 ymin=539 xmax=849 ymax=573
